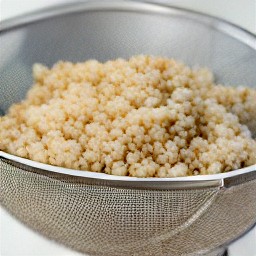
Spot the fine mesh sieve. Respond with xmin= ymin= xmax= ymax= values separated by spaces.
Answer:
xmin=0 ymin=1 xmax=256 ymax=256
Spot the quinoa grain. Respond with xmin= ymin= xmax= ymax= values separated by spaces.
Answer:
xmin=0 ymin=55 xmax=255 ymax=177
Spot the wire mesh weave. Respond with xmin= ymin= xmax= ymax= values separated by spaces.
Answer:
xmin=1 ymin=158 xmax=256 ymax=256
xmin=1 ymin=2 xmax=256 ymax=256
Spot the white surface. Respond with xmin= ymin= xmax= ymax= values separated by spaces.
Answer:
xmin=0 ymin=207 xmax=83 ymax=256
xmin=0 ymin=1 xmax=256 ymax=256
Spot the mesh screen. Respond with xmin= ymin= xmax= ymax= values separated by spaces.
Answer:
xmin=1 ymin=158 xmax=256 ymax=256
xmin=1 ymin=2 xmax=256 ymax=113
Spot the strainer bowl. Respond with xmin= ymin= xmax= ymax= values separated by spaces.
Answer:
xmin=0 ymin=1 xmax=256 ymax=256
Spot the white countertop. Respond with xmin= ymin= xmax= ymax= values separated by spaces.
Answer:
xmin=0 ymin=1 xmax=256 ymax=256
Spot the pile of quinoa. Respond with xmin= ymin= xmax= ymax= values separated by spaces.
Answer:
xmin=0 ymin=55 xmax=255 ymax=177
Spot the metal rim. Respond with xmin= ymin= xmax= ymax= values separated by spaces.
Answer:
xmin=0 ymin=0 xmax=255 ymax=187
xmin=1 ymin=151 xmax=255 ymax=188
xmin=0 ymin=0 xmax=255 ymax=49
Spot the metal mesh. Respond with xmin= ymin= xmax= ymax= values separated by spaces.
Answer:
xmin=1 ymin=2 xmax=256 ymax=113
xmin=0 ymin=2 xmax=256 ymax=256
xmin=1 ymin=158 xmax=256 ymax=256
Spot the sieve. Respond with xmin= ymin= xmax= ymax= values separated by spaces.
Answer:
xmin=0 ymin=1 xmax=256 ymax=255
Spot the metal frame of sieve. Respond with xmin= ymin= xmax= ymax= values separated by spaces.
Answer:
xmin=0 ymin=0 xmax=256 ymax=50
xmin=0 ymin=151 xmax=256 ymax=190
xmin=0 ymin=0 xmax=256 ymax=190
xmin=1 ymin=2 xmax=256 ymax=256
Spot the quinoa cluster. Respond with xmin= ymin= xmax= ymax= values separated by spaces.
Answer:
xmin=0 ymin=55 xmax=255 ymax=177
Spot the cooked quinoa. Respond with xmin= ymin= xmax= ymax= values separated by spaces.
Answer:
xmin=0 ymin=55 xmax=255 ymax=177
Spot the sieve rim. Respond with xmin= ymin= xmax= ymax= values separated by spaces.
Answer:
xmin=1 ymin=151 xmax=255 ymax=188
xmin=0 ymin=1 xmax=255 ymax=188
xmin=0 ymin=0 xmax=255 ymax=49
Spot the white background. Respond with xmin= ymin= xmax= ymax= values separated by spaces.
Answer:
xmin=0 ymin=1 xmax=256 ymax=256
